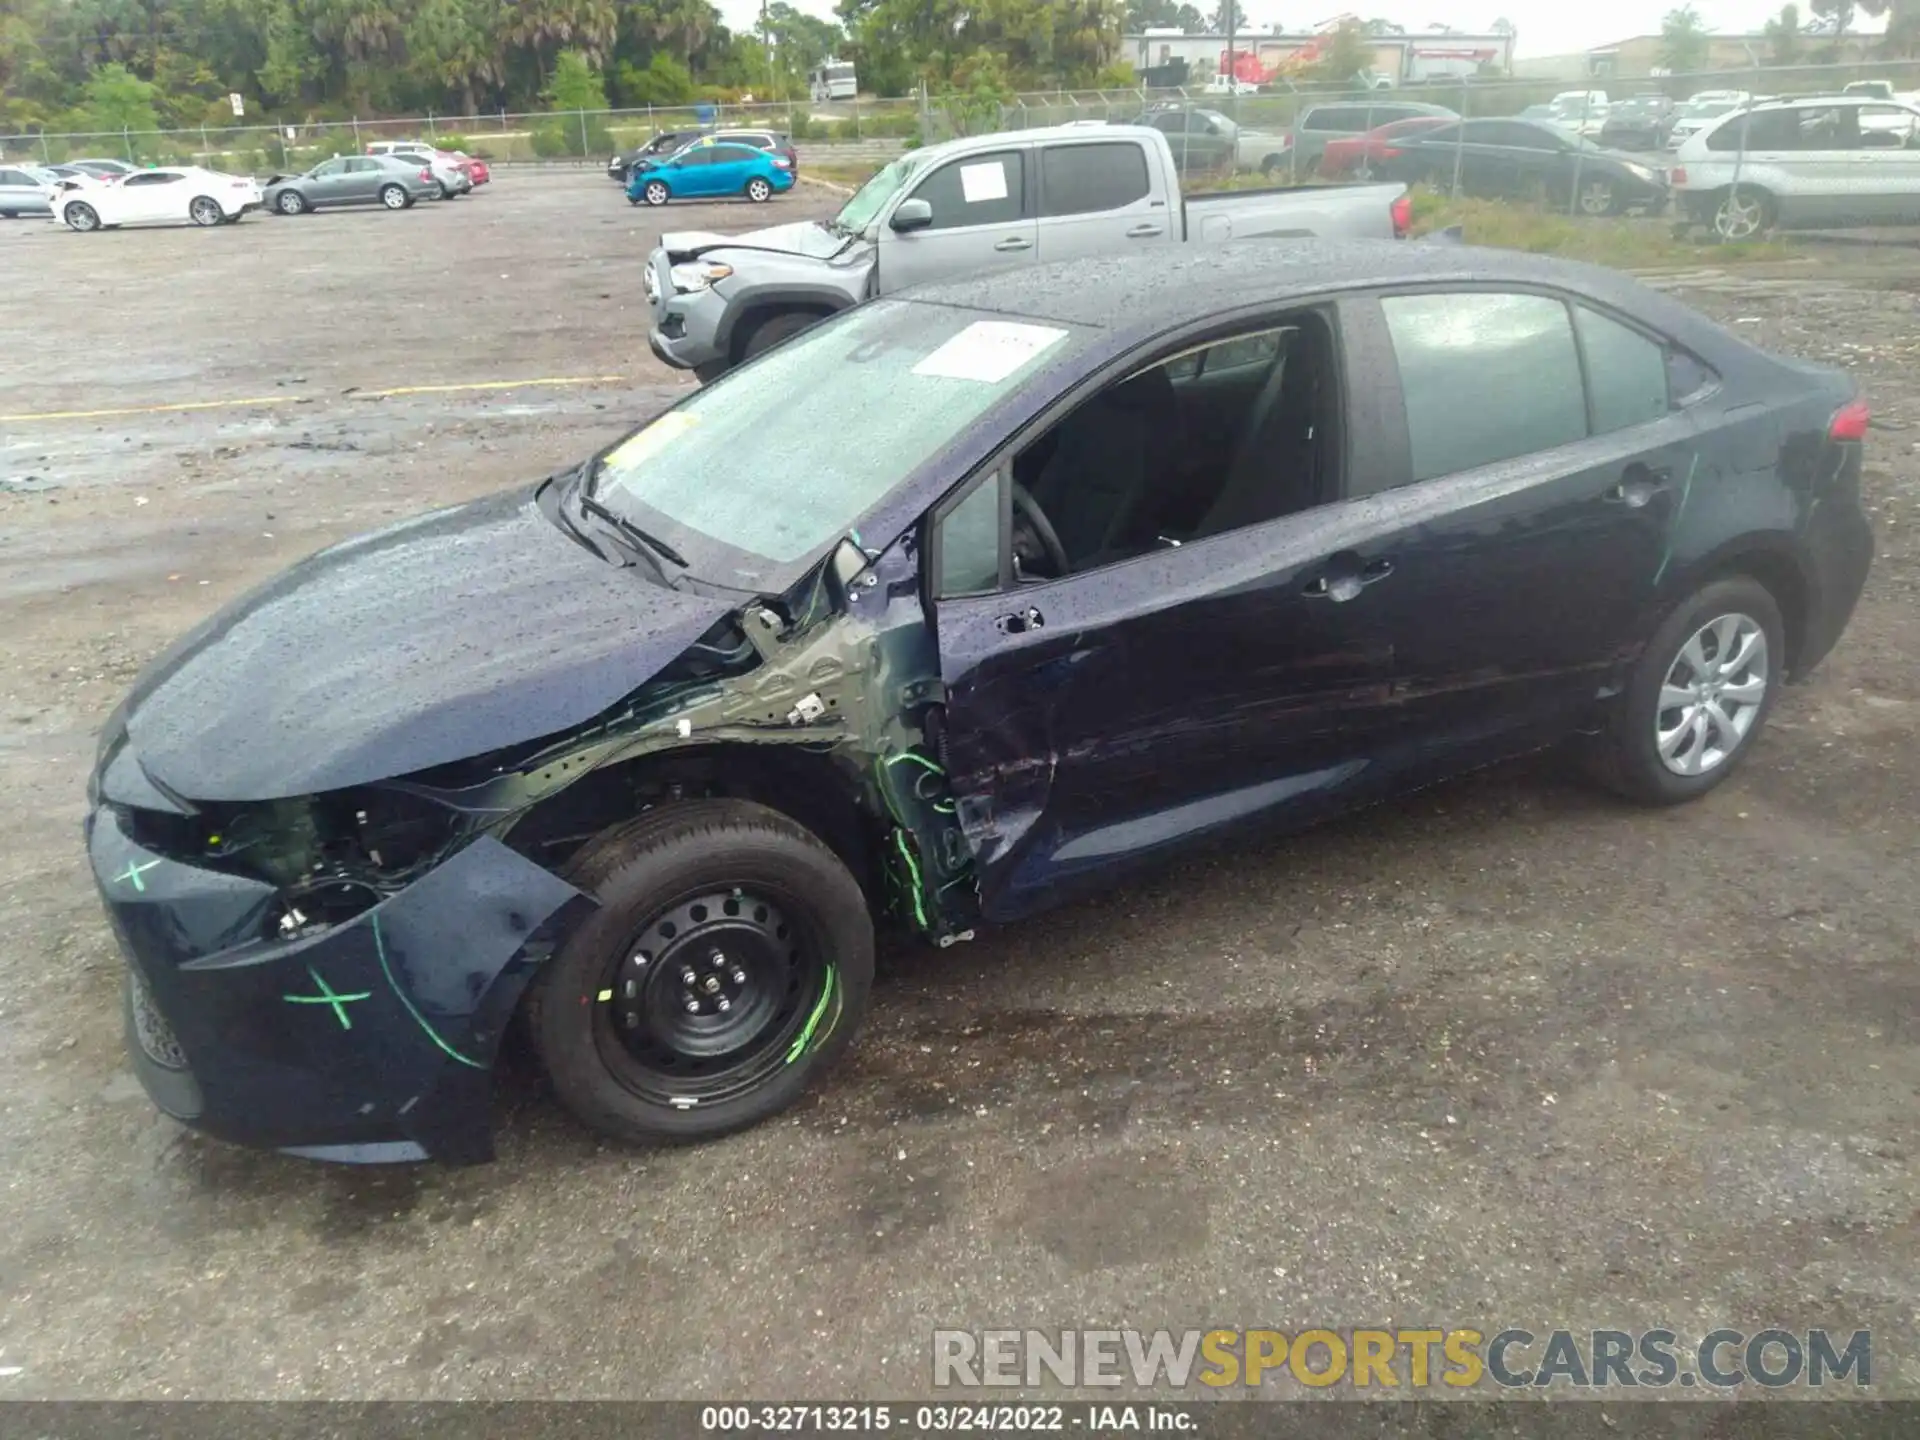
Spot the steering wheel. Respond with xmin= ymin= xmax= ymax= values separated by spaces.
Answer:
xmin=1012 ymin=481 xmax=1070 ymax=579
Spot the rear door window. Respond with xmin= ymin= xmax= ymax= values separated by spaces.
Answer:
xmin=1039 ymin=142 xmax=1150 ymax=215
xmin=1381 ymin=291 xmax=1588 ymax=482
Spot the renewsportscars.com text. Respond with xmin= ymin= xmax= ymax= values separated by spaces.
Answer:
xmin=933 ymin=1327 xmax=1871 ymax=1390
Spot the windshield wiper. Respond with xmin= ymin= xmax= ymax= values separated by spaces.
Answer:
xmin=577 ymin=491 xmax=689 ymax=569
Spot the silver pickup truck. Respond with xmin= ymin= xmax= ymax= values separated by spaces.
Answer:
xmin=645 ymin=122 xmax=1410 ymax=381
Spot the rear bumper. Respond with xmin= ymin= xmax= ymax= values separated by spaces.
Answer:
xmin=89 ymin=804 xmax=590 ymax=1164
xmin=1797 ymin=487 xmax=1875 ymax=678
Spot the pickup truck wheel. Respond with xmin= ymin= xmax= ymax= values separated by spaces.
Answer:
xmin=693 ymin=360 xmax=730 ymax=384
xmin=527 ymin=799 xmax=874 ymax=1144
xmin=738 ymin=309 xmax=821 ymax=362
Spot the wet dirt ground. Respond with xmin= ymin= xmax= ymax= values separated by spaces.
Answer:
xmin=0 ymin=173 xmax=1916 ymax=1400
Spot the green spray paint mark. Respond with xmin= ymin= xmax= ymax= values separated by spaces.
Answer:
xmin=371 ymin=912 xmax=485 ymax=1069
xmin=893 ymin=830 xmax=928 ymax=932
xmin=785 ymin=964 xmax=838 ymax=1064
xmin=115 ymin=859 xmax=162 ymax=892
xmin=283 ymin=965 xmax=372 ymax=1030
xmin=1651 ymin=452 xmax=1699 ymax=589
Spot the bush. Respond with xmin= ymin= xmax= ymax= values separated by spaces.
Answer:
xmin=529 ymin=122 xmax=575 ymax=158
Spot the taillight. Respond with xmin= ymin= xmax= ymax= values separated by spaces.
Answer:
xmin=1669 ymin=165 xmax=1688 ymax=185
xmin=1378 ymin=145 xmax=1403 ymax=159
xmin=1829 ymin=399 xmax=1871 ymax=442
xmin=420 ymin=168 xmax=433 ymax=182
xmin=1390 ymin=194 xmax=1411 ymax=239
xmin=772 ymin=155 xmax=792 ymax=168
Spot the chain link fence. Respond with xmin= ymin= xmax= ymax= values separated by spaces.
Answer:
xmin=8 ymin=56 xmax=1920 ymax=189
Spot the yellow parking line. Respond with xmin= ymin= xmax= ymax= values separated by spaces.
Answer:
xmin=1 ymin=375 xmax=631 ymax=423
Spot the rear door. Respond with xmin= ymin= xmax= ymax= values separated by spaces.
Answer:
xmin=1033 ymin=138 xmax=1167 ymax=262
xmin=340 ymin=157 xmax=382 ymax=201
xmin=1847 ymin=104 xmax=1920 ymax=222
xmin=1344 ymin=287 xmax=1696 ymax=765
xmin=875 ymin=145 xmax=1036 ymax=294
xmin=0 ymin=168 xmax=33 ymax=214
xmin=703 ymin=144 xmax=758 ymax=196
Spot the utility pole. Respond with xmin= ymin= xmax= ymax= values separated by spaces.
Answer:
xmin=761 ymin=0 xmax=775 ymax=99
xmin=1225 ymin=0 xmax=1236 ymax=91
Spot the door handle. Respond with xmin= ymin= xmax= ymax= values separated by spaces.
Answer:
xmin=1125 ymin=223 xmax=1165 ymax=238
xmin=993 ymin=236 xmax=1032 ymax=252
xmin=995 ymin=606 xmax=1045 ymax=634
xmin=1603 ymin=466 xmax=1672 ymax=508
xmin=1303 ymin=556 xmax=1393 ymax=602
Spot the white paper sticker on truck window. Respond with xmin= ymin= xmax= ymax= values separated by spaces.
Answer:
xmin=913 ymin=322 xmax=1069 ymax=384
xmin=958 ymin=160 xmax=1009 ymax=204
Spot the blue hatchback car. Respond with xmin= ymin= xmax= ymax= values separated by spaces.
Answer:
xmin=627 ymin=141 xmax=794 ymax=207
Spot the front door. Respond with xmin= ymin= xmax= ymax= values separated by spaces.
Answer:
xmin=702 ymin=144 xmax=757 ymax=196
xmin=117 ymin=170 xmax=186 ymax=222
xmin=875 ymin=146 xmax=1037 ymax=294
xmin=934 ymin=487 xmax=1403 ymax=921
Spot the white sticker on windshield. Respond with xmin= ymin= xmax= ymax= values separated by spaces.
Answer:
xmin=912 ymin=321 xmax=1069 ymax=384
xmin=958 ymin=160 xmax=1009 ymax=204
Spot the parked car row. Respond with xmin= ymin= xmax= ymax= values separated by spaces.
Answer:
xmin=0 ymin=139 xmax=494 ymax=232
xmin=609 ymin=128 xmax=799 ymax=207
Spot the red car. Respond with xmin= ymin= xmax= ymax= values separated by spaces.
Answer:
xmin=1319 ymin=116 xmax=1455 ymax=178
xmin=456 ymin=154 xmax=490 ymax=186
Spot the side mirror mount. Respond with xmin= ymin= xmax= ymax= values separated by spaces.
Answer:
xmin=890 ymin=197 xmax=933 ymax=233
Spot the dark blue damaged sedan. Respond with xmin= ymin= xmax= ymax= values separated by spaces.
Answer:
xmin=88 ymin=241 xmax=1873 ymax=1164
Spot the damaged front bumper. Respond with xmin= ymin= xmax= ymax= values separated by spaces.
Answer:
xmin=88 ymin=804 xmax=590 ymax=1164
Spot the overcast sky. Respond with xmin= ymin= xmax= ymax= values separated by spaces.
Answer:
xmin=715 ymin=1 xmax=1884 ymax=60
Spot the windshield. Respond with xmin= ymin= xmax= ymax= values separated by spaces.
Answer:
xmin=591 ymin=300 xmax=1087 ymax=588
xmin=833 ymin=153 xmax=924 ymax=234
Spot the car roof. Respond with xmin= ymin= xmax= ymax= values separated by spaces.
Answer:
xmin=902 ymin=240 xmax=1720 ymax=348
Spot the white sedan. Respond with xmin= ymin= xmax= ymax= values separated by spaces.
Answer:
xmin=54 ymin=166 xmax=264 ymax=232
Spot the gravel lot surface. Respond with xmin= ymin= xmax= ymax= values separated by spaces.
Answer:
xmin=0 ymin=173 xmax=1915 ymax=1401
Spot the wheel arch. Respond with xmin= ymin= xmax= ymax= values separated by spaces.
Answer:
xmin=499 ymin=743 xmax=884 ymax=907
xmin=716 ymin=291 xmax=849 ymax=365
xmin=1674 ymin=535 xmax=1813 ymax=677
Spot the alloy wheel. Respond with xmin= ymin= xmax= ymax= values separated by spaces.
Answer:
xmin=1655 ymin=613 xmax=1769 ymax=776
xmin=1578 ymin=180 xmax=1615 ymax=216
xmin=1715 ymin=191 xmax=1765 ymax=240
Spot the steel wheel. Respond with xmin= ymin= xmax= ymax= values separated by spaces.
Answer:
xmin=745 ymin=176 xmax=772 ymax=202
xmin=592 ymin=887 xmax=835 ymax=1109
xmin=1577 ymin=178 xmax=1616 ymax=216
xmin=1655 ymin=613 xmax=1769 ymax=777
xmin=277 ymin=190 xmax=306 ymax=215
xmin=643 ymin=179 xmax=670 ymax=206
xmin=1714 ymin=188 xmax=1768 ymax=240
xmin=65 ymin=202 xmax=99 ymax=232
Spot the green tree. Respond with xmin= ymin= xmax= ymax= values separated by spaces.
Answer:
xmin=1658 ymin=4 xmax=1711 ymax=73
xmin=1209 ymin=0 xmax=1243 ymax=32
xmin=80 ymin=61 xmax=161 ymax=133
xmin=1307 ymin=20 xmax=1373 ymax=84
xmin=1856 ymin=0 xmax=1920 ymax=54
xmin=1125 ymin=0 xmax=1205 ymax=29
xmin=1764 ymin=3 xmax=1803 ymax=62
xmin=544 ymin=48 xmax=609 ymax=110
xmin=615 ymin=50 xmax=693 ymax=103
xmin=407 ymin=0 xmax=506 ymax=113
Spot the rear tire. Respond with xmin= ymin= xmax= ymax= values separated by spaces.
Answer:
xmin=189 ymin=196 xmax=224 ymax=227
xmin=1713 ymin=185 xmax=1775 ymax=241
xmin=1585 ymin=576 xmax=1786 ymax=806
xmin=378 ymin=184 xmax=408 ymax=210
xmin=745 ymin=175 xmax=772 ymax=202
xmin=738 ymin=309 xmax=820 ymax=363
xmin=527 ymin=799 xmax=874 ymax=1145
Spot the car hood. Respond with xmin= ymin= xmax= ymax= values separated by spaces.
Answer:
xmin=661 ymin=218 xmax=851 ymax=263
xmin=113 ymin=485 xmax=735 ymax=804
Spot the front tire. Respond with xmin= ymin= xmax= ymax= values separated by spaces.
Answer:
xmin=738 ymin=309 xmax=820 ymax=363
xmin=1575 ymin=177 xmax=1619 ymax=217
xmin=642 ymin=178 xmax=671 ymax=207
xmin=277 ymin=189 xmax=308 ymax=215
xmin=1586 ymin=577 xmax=1786 ymax=805
xmin=745 ymin=176 xmax=772 ymax=202
xmin=64 ymin=202 xmax=99 ymax=232
xmin=528 ymin=800 xmax=874 ymax=1144
xmin=378 ymin=183 xmax=408 ymax=210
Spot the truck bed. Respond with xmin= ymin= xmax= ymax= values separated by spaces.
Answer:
xmin=1183 ymin=181 xmax=1408 ymax=242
